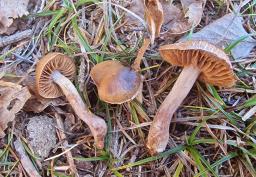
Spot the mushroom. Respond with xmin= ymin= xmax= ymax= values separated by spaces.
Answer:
xmin=90 ymin=60 xmax=143 ymax=104
xmin=36 ymin=53 xmax=107 ymax=149
xmin=146 ymin=40 xmax=236 ymax=154
xmin=90 ymin=38 xmax=150 ymax=104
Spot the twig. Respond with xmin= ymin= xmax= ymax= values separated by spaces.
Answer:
xmin=0 ymin=29 xmax=33 ymax=48
xmin=14 ymin=138 xmax=41 ymax=177
xmin=55 ymin=113 xmax=79 ymax=176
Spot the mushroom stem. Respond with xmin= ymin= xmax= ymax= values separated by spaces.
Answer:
xmin=132 ymin=38 xmax=151 ymax=103
xmin=132 ymin=38 xmax=151 ymax=71
xmin=51 ymin=71 xmax=107 ymax=149
xmin=147 ymin=65 xmax=200 ymax=154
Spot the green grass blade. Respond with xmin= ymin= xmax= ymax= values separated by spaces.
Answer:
xmin=173 ymin=160 xmax=184 ymax=177
xmin=194 ymin=152 xmax=238 ymax=177
xmin=75 ymin=0 xmax=99 ymax=7
xmin=73 ymin=155 xmax=109 ymax=162
xmin=238 ymin=96 xmax=256 ymax=109
xmin=188 ymin=122 xmax=204 ymax=145
xmin=47 ymin=8 xmax=67 ymax=34
xmin=192 ymin=138 xmax=217 ymax=145
xmin=187 ymin=147 xmax=208 ymax=177
xmin=207 ymin=85 xmax=226 ymax=106
xmin=33 ymin=10 xmax=62 ymax=17
xmin=224 ymin=35 xmax=251 ymax=53
xmin=71 ymin=17 xmax=99 ymax=62
xmin=112 ymin=145 xmax=185 ymax=171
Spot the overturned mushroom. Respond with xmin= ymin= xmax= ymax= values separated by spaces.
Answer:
xmin=90 ymin=60 xmax=142 ymax=104
xmin=147 ymin=40 xmax=236 ymax=154
xmin=36 ymin=53 xmax=107 ymax=149
xmin=90 ymin=38 xmax=150 ymax=104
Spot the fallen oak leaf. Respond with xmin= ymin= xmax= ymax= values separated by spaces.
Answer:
xmin=0 ymin=81 xmax=31 ymax=137
xmin=181 ymin=12 xmax=256 ymax=59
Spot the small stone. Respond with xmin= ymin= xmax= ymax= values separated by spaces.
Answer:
xmin=26 ymin=115 xmax=57 ymax=159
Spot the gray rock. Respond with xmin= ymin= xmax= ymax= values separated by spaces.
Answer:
xmin=26 ymin=115 xmax=57 ymax=159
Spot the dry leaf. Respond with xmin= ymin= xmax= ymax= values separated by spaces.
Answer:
xmin=0 ymin=0 xmax=29 ymax=34
xmin=0 ymin=81 xmax=31 ymax=137
xmin=22 ymin=74 xmax=67 ymax=113
xmin=126 ymin=0 xmax=145 ymax=26
xmin=144 ymin=0 xmax=164 ymax=43
xmin=162 ymin=0 xmax=206 ymax=34
xmin=126 ymin=0 xmax=205 ymax=39
xmin=182 ymin=13 xmax=256 ymax=59
xmin=126 ymin=0 xmax=163 ymax=43
xmin=24 ymin=96 xmax=67 ymax=113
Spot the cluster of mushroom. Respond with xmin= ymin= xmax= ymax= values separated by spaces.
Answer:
xmin=35 ymin=10 xmax=235 ymax=154
xmin=90 ymin=41 xmax=236 ymax=154
xmin=35 ymin=41 xmax=236 ymax=153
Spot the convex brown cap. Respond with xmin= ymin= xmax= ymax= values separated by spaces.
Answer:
xmin=90 ymin=60 xmax=142 ymax=104
xmin=159 ymin=40 xmax=236 ymax=87
xmin=36 ymin=53 xmax=76 ymax=98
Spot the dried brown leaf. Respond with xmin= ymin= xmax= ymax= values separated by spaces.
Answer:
xmin=22 ymin=74 xmax=67 ymax=113
xmin=126 ymin=0 xmax=205 ymax=40
xmin=144 ymin=0 xmax=164 ymax=43
xmin=0 ymin=0 xmax=29 ymax=34
xmin=0 ymin=81 xmax=31 ymax=137
xmin=126 ymin=0 xmax=163 ymax=43
xmin=126 ymin=0 xmax=145 ymax=26
xmin=24 ymin=96 xmax=67 ymax=113
xmin=162 ymin=0 xmax=206 ymax=34
xmin=181 ymin=13 xmax=256 ymax=59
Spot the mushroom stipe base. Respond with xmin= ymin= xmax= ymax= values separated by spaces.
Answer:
xmin=35 ymin=52 xmax=107 ymax=149
xmin=147 ymin=65 xmax=200 ymax=154
xmin=51 ymin=71 xmax=107 ymax=149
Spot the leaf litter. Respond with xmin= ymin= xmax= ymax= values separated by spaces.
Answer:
xmin=0 ymin=0 xmax=256 ymax=176
xmin=127 ymin=0 xmax=206 ymax=40
xmin=0 ymin=0 xmax=29 ymax=34
xmin=0 ymin=81 xmax=30 ymax=137
xmin=162 ymin=0 xmax=206 ymax=34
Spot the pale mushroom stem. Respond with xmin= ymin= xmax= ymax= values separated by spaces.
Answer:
xmin=132 ymin=38 xmax=151 ymax=103
xmin=147 ymin=65 xmax=200 ymax=154
xmin=132 ymin=38 xmax=151 ymax=71
xmin=51 ymin=71 xmax=107 ymax=149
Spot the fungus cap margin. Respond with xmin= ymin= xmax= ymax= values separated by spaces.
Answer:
xmin=159 ymin=41 xmax=235 ymax=87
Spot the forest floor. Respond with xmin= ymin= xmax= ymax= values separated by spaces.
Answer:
xmin=0 ymin=0 xmax=256 ymax=176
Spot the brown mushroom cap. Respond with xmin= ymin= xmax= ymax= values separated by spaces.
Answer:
xmin=159 ymin=40 xmax=235 ymax=87
xmin=36 ymin=52 xmax=76 ymax=98
xmin=90 ymin=60 xmax=142 ymax=104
